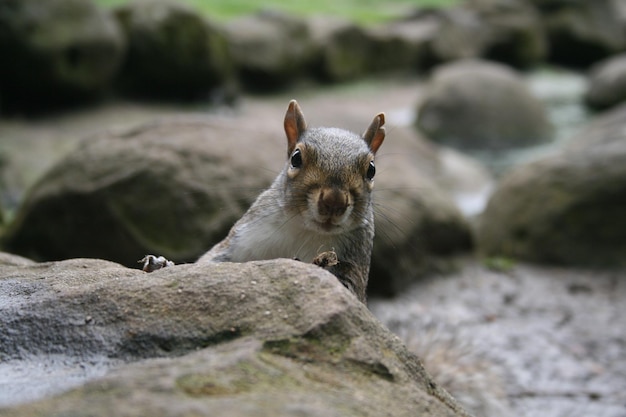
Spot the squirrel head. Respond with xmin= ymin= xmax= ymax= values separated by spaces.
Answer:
xmin=281 ymin=100 xmax=386 ymax=235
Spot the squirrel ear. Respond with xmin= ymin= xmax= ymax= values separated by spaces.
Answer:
xmin=284 ymin=99 xmax=307 ymax=154
xmin=363 ymin=113 xmax=385 ymax=154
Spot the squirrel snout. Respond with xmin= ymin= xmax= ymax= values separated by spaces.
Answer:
xmin=318 ymin=188 xmax=349 ymax=217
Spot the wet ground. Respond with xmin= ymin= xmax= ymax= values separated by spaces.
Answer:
xmin=370 ymin=259 xmax=626 ymax=417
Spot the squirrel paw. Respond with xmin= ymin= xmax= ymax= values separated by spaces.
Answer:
xmin=312 ymin=250 xmax=339 ymax=268
xmin=139 ymin=255 xmax=174 ymax=273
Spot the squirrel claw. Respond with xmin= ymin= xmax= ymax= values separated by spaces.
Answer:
xmin=139 ymin=255 xmax=174 ymax=273
xmin=312 ymin=250 xmax=339 ymax=269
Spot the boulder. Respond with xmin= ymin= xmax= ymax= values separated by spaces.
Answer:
xmin=529 ymin=0 xmax=626 ymax=68
xmin=307 ymin=17 xmax=374 ymax=83
xmin=1 ymin=117 xmax=279 ymax=267
xmin=402 ymin=0 xmax=546 ymax=69
xmin=113 ymin=1 xmax=232 ymax=100
xmin=0 ymin=0 xmax=125 ymax=113
xmin=368 ymin=18 xmax=439 ymax=72
xmin=585 ymin=53 xmax=626 ymax=110
xmin=422 ymin=7 xmax=487 ymax=63
xmin=0 ymin=256 xmax=472 ymax=417
xmin=416 ymin=60 xmax=553 ymax=150
xmin=224 ymin=11 xmax=316 ymax=91
xmin=467 ymin=0 xmax=547 ymax=68
xmin=477 ymin=104 xmax=626 ymax=266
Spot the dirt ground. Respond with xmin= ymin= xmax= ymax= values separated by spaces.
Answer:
xmin=370 ymin=259 xmax=626 ymax=417
xmin=1 ymin=77 xmax=625 ymax=416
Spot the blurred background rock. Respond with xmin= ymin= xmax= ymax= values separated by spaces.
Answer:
xmin=2 ymin=0 xmax=626 ymax=416
xmin=3 ymin=0 xmax=626 ymax=291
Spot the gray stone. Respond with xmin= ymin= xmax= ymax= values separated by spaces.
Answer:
xmin=477 ymin=104 xmax=626 ymax=266
xmin=1 ymin=117 xmax=278 ymax=266
xmin=0 ymin=256 xmax=471 ymax=417
xmin=529 ymin=0 xmax=626 ymax=67
xmin=585 ymin=53 xmax=626 ymax=110
xmin=307 ymin=17 xmax=373 ymax=82
xmin=370 ymin=127 xmax=474 ymax=296
xmin=416 ymin=60 xmax=553 ymax=150
xmin=364 ymin=23 xmax=432 ymax=74
xmin=404 ymin=0 xmax=546 ymax=69
xmin=113 ymin=0 xmax=232 ymax=100
xmin=0 ymin=0 xmax=125 ymax=112
xmin=224 ymin=10 xmax=316 ymax=91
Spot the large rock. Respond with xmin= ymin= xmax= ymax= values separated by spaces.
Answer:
xmin=307 ymin=16 xmax=437 ymax=80
xmin=530 ymin=0 xmax=626 ymax=67
xmin=1 ymin=117 xmax=278 ymax=267
xmin=113 ymin=1 xmax=232 ymax=100
xmin=363 ymin=24 xmax=428 ymax=75
xmin=307 ymin=17 xmax=374 ymax=83
xmin=224 ymin=11 xmax=316 ymax=91
xmin=0 ymin=256 xmax=471 ymax=417
xmin=416 ymin=60 xmax=553 ymax=150
xmin=369 ymin=128 xmax=475 ymax=296
xmin=477 ymin=104 xmax=626 ymax=266
xmin=1 ymin=113 xmax=479 ymax=297
xmin=0 ymin=0 xmax=125 ymax=113
xmin=400 ymin=0 xmax=546 ymax=70
xmin=585 ymin=53 xmax=626 ymax=110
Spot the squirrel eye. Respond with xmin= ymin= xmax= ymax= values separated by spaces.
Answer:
xmin=290 ymin=149 xmax=302 ymax=168
xmin=366 ymin=161 xmax=376 ymax=180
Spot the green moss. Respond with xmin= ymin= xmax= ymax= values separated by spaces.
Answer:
xmin=177 ymin=356 xmax=301 ymax=397
xmin=263 ymin=333 xmax=350 ymax=363
xmin=177 ymin=373 xmax=240 ymax=396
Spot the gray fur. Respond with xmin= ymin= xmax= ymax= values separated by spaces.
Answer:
xmin=198 ymin=100 xmax=385 ymax=303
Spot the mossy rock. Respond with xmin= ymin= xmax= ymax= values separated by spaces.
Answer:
xmin=477 ymin=105 xmax=626 ymax=267
xmin=0 ymin=0 xmax=125 ymax=112
xmin=530 ymin=0 xmax=626 ymax=67
xmin=0 ymin=257 xmax=472 ymax=417
xmin=114 ymin=0 xmax=233 ymax=100
xmin=1 ymin=118 xmax=278 ymax=266
xmin=223 ymin=10 xmax=316 ymax=91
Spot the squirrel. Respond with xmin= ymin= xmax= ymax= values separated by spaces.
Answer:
xmin=143 ymin=99 xmax=385 ymax=304
xmin=140 ymin=100 xmax=511 ymax=416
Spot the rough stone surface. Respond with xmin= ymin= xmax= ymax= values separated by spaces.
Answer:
xmin=585 ymin=53 xmax=626 ymax=110
xmin=0 ymin=256 xmax=471 ymax=417
xmin=477 ymin=104 xmax=626 ymax=266
xmin=113 ymin=0 xmax=232 ymax=100
xmin=416 ymin=60 xmax=553 ymax=150
xmin=0 ymin=0 xmax=125 ymax=113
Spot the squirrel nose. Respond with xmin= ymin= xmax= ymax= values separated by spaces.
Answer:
xmin=318 ymin=188 xmax=349 ymax=217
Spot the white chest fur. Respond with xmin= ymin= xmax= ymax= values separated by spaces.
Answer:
xmin=228 ymin=209 xmax=347 ymax=263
